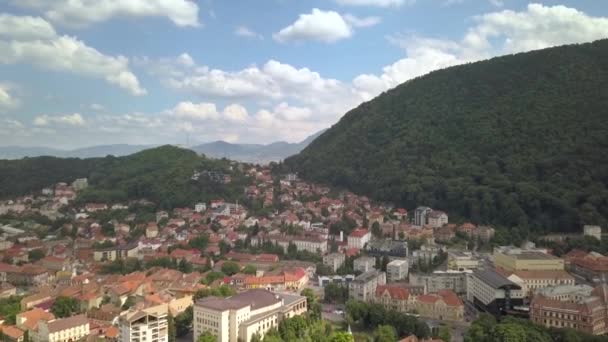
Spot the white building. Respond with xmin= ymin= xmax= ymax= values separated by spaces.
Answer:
xmin=467 ymin=269 xmax=525 ymax=316
xmin=32 ymin=314 xmax=89 ymax=342
xmin=323 ymin=253 xmax=346 ymax=272
xmin=387 ymin=259 xmax=409 ymax=282
xmin=447 ymin=251 xmax=479 ymax=271
xmin=349 ymin=270 xmax=386 ymax=302
xmin=354 ymin=256 xmax=376 ymax=273
xmin=348 ymin=229 xmax=371 ymax=249
xmin=428 ymin=210 xmax=448 ymax=228
xmin=119 ymin=304 xmax=168 ymax=342
xmin=194 ymin=203 xmax=207 ymax=213
xmin=193 ymin=289 xmax=307 ymax=342
xmin=583 ymin=225 xmax=602 ymax=241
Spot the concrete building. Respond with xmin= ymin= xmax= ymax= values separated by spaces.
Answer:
xmin=409 ymin=270 xmax=470 ymax=295
xmin=71 ymin=178 xmax=88 ymax=191
xmin=447 ymin=251 xmax=479 ymax=271
xmin=317 ymin=275 xmax=355 ymax=287
xmin=374 ymin=285 xmax=464 ymax=321
xmin=467 ymin=269 xmax=524 ymax=316
xmin=348 ymin=229 xmax=371 ymax=249
xmin=323 ymin=253 xmax=345 ymax=273
xmin=494 ymin=247 xmax=564 ymax=271
xmin=530 ymin=284 xmax=608 ymax=335
xmin=366 ymin=239 xmax=408 ymax=258
xmin=427 ymin=211 xmax=448 ymax=228
xmin=119 ymin=305 xmax=168 ymax=342
xmin=354 ymin=256 xmax=376 ymax=273
xmin=31 ymin=314 xmax=89 ymax=342
xmin=386 ymin=259 xmax=409 ymax=282
xmin=258 ymin=235 xmax=327 ymax=254
xmin=567 ymin=251 xmax=608 ymax=283
xmin=349 ymin=270 xmax=386 ymax=302
xmin=193 ymin=289 xmax=307 ymax=342
xmin=414 ymin=207 xmax=432 ymax=227
xmin=501 ymin=270 xmax=575 ymax=298
xmin=584 ymin=225 xmax=602 ymax=241
xmin=412 ymin=243 xmax=443 ymax=265
xmin=93 ymin=244 xmax=139 ymax=262
xmin=194 ymin=203 xmax=207 ymax=213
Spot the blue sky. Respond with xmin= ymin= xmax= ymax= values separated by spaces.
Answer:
xmin=0 ymin=0 xmax=607 ymax=149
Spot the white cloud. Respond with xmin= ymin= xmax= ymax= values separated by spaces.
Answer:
xmin=169 ymin=102 xmax=220 ymax=121
xmin=234 ymin=26 xmax=263 ymax=39
xmin=12 ymin=0 xmax=200 ymax=28
xmin=273 ymin=102 xmax=312 ymax=121
xmin=0 ymin=84 xmax=20 ymax=110
xmin=0 ymin=14 xmax=145 ymax=96
xmin=223 ymin=104 xmax=249 ymax=122
xmin=273 ymin=8 xmax=353 ymax=43
xmin=335 ymin=0 xmax=411 ymax=7
xmin=90 ymin=103 xmax=105 ymax=111
xmin=343 ymin=14 xmax=382 ymax=28
xmin=34 ymin=113 xmax=86 ymax=126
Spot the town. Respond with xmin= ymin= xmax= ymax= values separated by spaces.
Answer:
xmin=0 ymin=163 xmax=606 ymax=342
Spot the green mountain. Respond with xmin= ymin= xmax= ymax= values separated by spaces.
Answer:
xmin=0 ymin=145 xmax=247 ymax=209
xmin=286 ymin=40 xmax=608 ymax=232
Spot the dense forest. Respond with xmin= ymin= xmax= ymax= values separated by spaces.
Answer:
xmin=287 ymin=39 xmax=608 ymax=233
xmin=0 ymin=145 xmax=249 ymax=209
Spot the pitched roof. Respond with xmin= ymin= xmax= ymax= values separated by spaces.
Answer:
xmin=376 ymin=285 xmax=410 ymax=300
xmin=46 ymin=314 xmax=88 ymax=333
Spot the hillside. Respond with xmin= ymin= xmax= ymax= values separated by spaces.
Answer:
xmin=286 ymin=40 xmax=608 ymax=232
xmin=0 ymin=144 xmax=154 ymax=159
xmin=0 ymin=145 xmax=248 ymax=209
xmin=191 ymin=129 xmax=326 ymax=163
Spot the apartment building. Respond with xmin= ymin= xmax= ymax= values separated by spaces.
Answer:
xmin=386 ymin=259 xmax=409 ymax=282
xmin=193 ymin=289 xmax=307 ymax=342
xmin=348 ymin=229 xmax=371 ymax=249
xmin=353 ymin=256 xmax=376 ymax=273
xmin=93 ymin=243 xmax=139 ymax=262
xmin=323 ymin=253 xmax=345 ymax=272
xmin=119 ymin=305 xmax=168 ymax=342
xmin=409 ymin=270 xmax=470 ymax=295
xmin=349 ymin=270 xmax=386 ymax=302
xmin=447 ymin=251 xmax=479 ymax=271
xmin=31 ymin=315 xmax=89 ymax=342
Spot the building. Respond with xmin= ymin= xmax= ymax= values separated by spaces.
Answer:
xmin=386 ymin=259 xmax=409 ymax=282
xmin=193 ymin=289 xmax=307 ymax=342
xmin=373 ymin=286 xmax=464 ymax=321
xmin=414 ymin=207 xmax=432 ymax=227
xmin=6 ymin=265 xmax=49 ymax=287
xmin=467 ymin=269 xmax=524 ymax=316
xmin=349 ymin=270 xmax=386 ymax=302
xmin=567 ymin=251 xmax=608 ymax=283
xmin=583 ymin=225 xmax=602 ymax=241
xmin=366 ymin=239 xmax=408 ymax=258
xmin=31 ymin=314 xmax=89 ymax=342
xmin=447 ymin=251 xmax=479 ymax=271
xmin=354 ymin=256 xmax=376 ymax=273
xmin=93 ymin=244 xmax=140 ymax=262
xmin=409 ymin=270 xmax=470 ymax=295
xmin=323 ymin=253 xmax=345 ymax=273
xmin=427 ymin=211 xmax=448 ymax=228
xmin=71 ymin=178 xmax=88 ymax=191
xmin=494 ymin=247 xmax=564 ymax=271
xmin=256 ymin=234 xmax=327 ymax=254
xmin=530 ymin=284 xmax=608 ymax=335
xmin=474 ymin=226 xmax=496 ymax=242
xmin=243 ymin=268 xmax=308 ymax=292
xmin=348 ymin=229 xmax=371 ymax=249
xmin=118 ymin=304 xmax=168 ymax=342
xmin=317 ymin=275 xmax=355 ymax=287
xmin=194 ymin=203 xmax=207 ymax=213
xmin=500 ymin=270 xmax=575 ymax=298
xmin=412 ymin=243 xmax=443 ymax=264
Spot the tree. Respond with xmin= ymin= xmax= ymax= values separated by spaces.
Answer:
xmin=174 ymin=307 xmax=193 ymax=337
xmin=121 ymin=296 xmax=137 ymax=310
xmin=437 ymin=326 xmax=451 ymax=342
xmin=28 ymin=249 xmax=45 ymax=262
xmin=167 ymin=313 xmax=176 ymax=342
xmin=371 ymin=222 xmax=382 ymax=238
xmin=250 ymin=333 xmax=262 ymax=342
xmin=202 ymin=272 xmax=225 ymax=285
xmin=178 ymin=258 xmax=193 ymax=273
xmin=329 ymin=332 xmax=354 ymax=342
xmin=197 ymin=331 xmax=216 ymax=342
xmin=221 ymin=261 xmax=240 ymax=276
xmin=325 ymin=283 xmax=348 ymax=304
xmin=243 ymin=265 xmax=257 ymax=275
xmin=374 ymin=325 xmax=397 ymax=342
xmin=51 ymin=296 xmax=79 ymax=318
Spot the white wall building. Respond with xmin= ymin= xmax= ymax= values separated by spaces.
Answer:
xmin=387 ymin=259 xmax=409 ymax=282
xmin=119 ymin=305 xmax=168 ymax=342
xmin=349 ymin=270 xmax=386 ymax=302
xmin=348 ymin=229 xmax=371 ymax=249
xmin=354 ymin=256 xmax=376 ymax=273
xmin=193 ymin=289 xmax=307 ymax=342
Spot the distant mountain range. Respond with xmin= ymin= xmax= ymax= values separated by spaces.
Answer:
xmin=191 ymin=129 xmax=326 ymax=163
xmin=0 ymin=129 xmax=326 ymax=162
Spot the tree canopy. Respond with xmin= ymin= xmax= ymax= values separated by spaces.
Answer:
xmin=287 ymin=39 xmax=608 ymax=233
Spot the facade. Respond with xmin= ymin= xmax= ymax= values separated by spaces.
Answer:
xmin=386 ymin=259 xmax=409 ymax=282
xmin=409 ymin=270 xmax=470 ymax=295
xmin=71 ymin=178 xmax=88 ymax=191
xmin=93 ymin=244 xmax=139 ymax=262
xmin=119 ymin=304 xmax=168 ymax=342
xmin=467 ymin=269 xmax=524 ymax=316
xmin=323 ymin=253 xmax=345 ymax=273
xmin=447 ymin=251 xmax=479 ymax=271
xmin=366 ymin=239 xmax=408 ymax=258
xmin=494 ymin=248 xmax=564 ymax=271
xmin=353 ymin=256 xmax=376 ymax=273
xmin=193 ymin=289 xmax=307 ymax=342
xmin=243 ymin=268 xmax=308 ymax=292
xmin=349 ymin=270 xmax=386 ymax=302
xmin=348 ymin=229 xmax=371 ymax=249
xmin=583 ymin=225 xmax=602 ymax=241
xmin=412 ymin=244 xmax=443 ymax=264
xmin=259 ymin=235 xmax=328 ymax=254
xmin=31 ymin=314 xmax=89 ymax=342
xmin=427 ymin=211 xmax=448 ymax=228
xmin=568 ymin=252 xmax=608 ymax=283
xmin=503 ymin=270 xmax=575 ymax=298
xmin=374 ymin=286 xmax=464 ymax=321
xmin=414 ymin=207 xmax=432 ymax=227
xmin=530 ymin=284 xmax=608 ymax=335
xmin=317 ymin=275 xmax=355 ymax=287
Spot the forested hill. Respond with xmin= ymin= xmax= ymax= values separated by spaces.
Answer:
xmin=286 ymin=39 xmax=608 ymax=233
xmin=0 ymin=145 xmax=248 ymax=209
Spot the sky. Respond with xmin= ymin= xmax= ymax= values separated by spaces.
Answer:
xmin=0 ymin=0 xmax=607 ymax=149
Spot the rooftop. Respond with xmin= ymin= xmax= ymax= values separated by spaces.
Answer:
xmin=196 ymin=289 xmax=282 ymax=312
xmin=473 ymin=269 xmax=521 ymax=290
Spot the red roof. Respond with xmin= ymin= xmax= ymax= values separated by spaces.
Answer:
xmin=349 ymin=228 xmax=369 ymax=238
xmin=376 ymin=285 xmax=410 ymax=300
